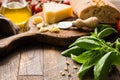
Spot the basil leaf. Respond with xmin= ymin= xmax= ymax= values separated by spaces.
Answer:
xmin=71 ymin=49 xmax=100 ymax=64
xmin=61 ymin=46 xmax=85 ymax=57
xmin=94 ymin=24 xmax=113 ymax=35
xmin=113 ymin=54 xmax=120 ymax=65
xmin=94 ymin=51 xmax=116 ymax=80
xmin=97 ymin=27 xmax=117 ymax=39
xmin=115 ymin=38 xmax=120 ymax=51
xmin=78 ymin=53 xmax=103 ymax=79
xmin=69 ymin=39 xmax=102 ymax=49
xmin=75 ymin=36 xmax=103 ymax=44
xmin=61 ymin=24 xmax=120 ymax=80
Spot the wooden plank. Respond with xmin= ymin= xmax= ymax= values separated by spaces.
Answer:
xmin=43 ymin=46 xmax=68 ymax=80
xmin=18 ymin=76 xmax=43 ymax=80
xmin=0 ymin=52 xmax=20 ymax=80
xmin=66 ymin=57 xmax=80 ymax=80
xmin=19 ymin=45 xmax=43 ymax=75
xmin=107 ymin=67 xmax=120 ymax=80
xmin=117 ymin=65 xmax=120 ymax=71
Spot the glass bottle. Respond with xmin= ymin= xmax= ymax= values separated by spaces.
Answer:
xmin=1 ymin=0 xmax=32 ymax=32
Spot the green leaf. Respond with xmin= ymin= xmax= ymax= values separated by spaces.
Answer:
xmin=75 ymin=36 xmax=94 ymax=42
xmin=94 ymin=51 xmax=116 ymax=80
xmin=113 ymin=54 xmax=120 ymax=65
xmin=69 ymin=39 xmax=102 ymax=49
xmin=97 ymin=27 xmax=117 ymax=39
xmin=61 ymin=46 xmax=85 ymax=57
xmin=115 ymin=38 xmax=120 ymax=51
xmin=61 ymin=23 xmax=120 ymax=80
xmin=71 ymin=49 xmax=100 ymax=64
xmin=94 ymin=24 xmax=113 ymax=35
xmin=75 ymin=36 xmax=103 ymax=44
xmin=78 ymin=53 xmax=103 ymax=79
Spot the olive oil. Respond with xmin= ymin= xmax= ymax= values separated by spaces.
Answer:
xmin=1 ymin=2 xmax=32 ymax=31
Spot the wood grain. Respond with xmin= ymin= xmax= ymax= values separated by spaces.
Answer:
xmin=19 ymin=46 xmax=43 ymax=75
xmin=18 ymin=76 xmax=43 ymax=80
xmin=0 ymin=0 xmax=119 ymax=80
xmin=66 ymin=57 xmax=80 ymax=80
xmin=0 ymin=12 xmax=89 ymax=57
xmin=0 ymin=52 xmax=20 ymax=80
xmin=0 ymin=45 xmax=119 ymax=80
xmin=43 ymin=46 xmax=68 ymax=80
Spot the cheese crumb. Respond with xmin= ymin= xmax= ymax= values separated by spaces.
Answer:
xmin=49 ymin=24 xmax=60 ymax=33
xmin=37 ymin=23 xmax=44 ymax=29
xmin=37 ymin=22 xmax=48 ymax=29
xmin=39 ymin=27 xmax=48 ymax=33
xmin=33 ymin=16 xmax=43 ymax=25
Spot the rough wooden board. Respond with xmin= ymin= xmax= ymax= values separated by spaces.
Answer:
xmin=0 ymin=52 xmax=20 ymax=80
xmin=0 ymin=13 xmax=89 ymax=57
xmin=27 ymin=12 xmax=90 ymax=46
xmin=66 ymin=57 xmax=80 ymax=80
xmin=43 ymin=45 xmax=68 ymax=80
xmin=107 ymin=67 xmax=120 ymax=80
xmin=18 ymin=76 xmax=43 ymax=80
xmin=19 ymin=46 xmax=43 ymax=75
xmin=0 ymin=0 xmax=119 ymax=80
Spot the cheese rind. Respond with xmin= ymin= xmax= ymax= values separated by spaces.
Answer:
xmin=43 ymin=2 xmax=73 ymax=24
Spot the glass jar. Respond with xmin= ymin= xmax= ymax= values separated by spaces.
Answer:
xmin=1 ymin=0 xmax=32 ymax=32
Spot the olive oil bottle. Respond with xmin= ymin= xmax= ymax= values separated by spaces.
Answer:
xmin=1 ymin=0 xmax=32 ymax=32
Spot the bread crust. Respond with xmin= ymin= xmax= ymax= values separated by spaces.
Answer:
xmin=70 ymin=0 xmax=120 ymax=24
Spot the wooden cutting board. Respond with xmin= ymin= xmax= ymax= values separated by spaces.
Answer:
xmin=0 ymin=0 xmax=119 ymax=57
xmin=0 ymin=12 xmax=90 ymax=57
xmin=28 ymin=12 xmax=90 ymax=46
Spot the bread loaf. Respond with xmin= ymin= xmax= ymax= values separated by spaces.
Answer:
xmin=70 ymin=0 xmax=120 ymax=24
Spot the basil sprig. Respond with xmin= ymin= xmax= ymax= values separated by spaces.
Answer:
xmin=61 ymin=24 xmax=120 ymax=80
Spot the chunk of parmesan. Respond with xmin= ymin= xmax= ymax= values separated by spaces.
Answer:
xmin=43 ymin=2 xmax=73 ymax=24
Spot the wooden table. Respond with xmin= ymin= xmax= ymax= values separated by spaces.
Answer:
xmin=0 ymin=0 xmax=120 ymax=80
xmin=0 ymin=43 xmax=120 ymax=80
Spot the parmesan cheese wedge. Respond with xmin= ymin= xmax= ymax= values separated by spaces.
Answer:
xmin=43 ymin=2 xmax=73 ymax=24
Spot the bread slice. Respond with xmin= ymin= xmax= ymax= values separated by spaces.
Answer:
xmin=70 ymin=0 xmax=120 ymax=24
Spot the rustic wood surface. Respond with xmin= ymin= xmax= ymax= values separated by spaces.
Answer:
xmin=0 ymin=12 xmax=90 ymax=58
xmin=0 ymin=44 xmax=120 ymax=80
xmin=0 ymin=0 xmax=120 ymax=80
xmin=0 ymin=12 xmax=90 ymax=57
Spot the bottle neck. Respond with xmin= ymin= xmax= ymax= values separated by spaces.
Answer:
xmin=2 ymin=0 xmax=27 ymax=8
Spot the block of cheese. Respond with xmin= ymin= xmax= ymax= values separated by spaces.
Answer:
xmin=43 ymin=2 xmax=73 ymax=24
xmin=70 ymin=0 xmax=120 ymax=24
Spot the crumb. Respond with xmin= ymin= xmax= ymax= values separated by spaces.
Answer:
xmin=65 ymin=61 xmax=70 ymax=65
xmin=68 ymin=73 xmax=71 ymax=77
xmin=39 ymin=27 xmax=48 ymax=33
xmin=60 ymin=71 xmax=66 ymax=76
xmin=33 ymin=16 xmax=43 ymax=25
xmin=73 ymin=65 xmax=78 ymax=69
xmin=64 ymin=67 xmax=68 ymax=71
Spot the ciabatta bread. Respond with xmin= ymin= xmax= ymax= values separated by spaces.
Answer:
xmin=70 ymin=0 xmax=120 ymax=24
